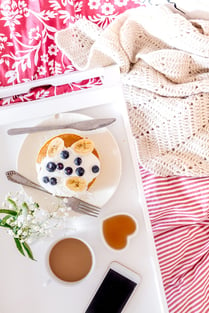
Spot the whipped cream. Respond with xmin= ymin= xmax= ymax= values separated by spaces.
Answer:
xmin=36 ymin=146 xmax=100 ymax=197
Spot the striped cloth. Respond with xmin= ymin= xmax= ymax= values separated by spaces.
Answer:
xmin=140 ymin=167 xmax=209 ymax=313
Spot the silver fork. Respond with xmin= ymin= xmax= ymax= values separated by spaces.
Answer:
xmin=6 ymin=170 xmax=100 ymax=218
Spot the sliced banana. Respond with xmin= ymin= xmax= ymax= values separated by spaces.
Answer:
xmin=72 ymin=138 xmax=94 ymax=155
xmin=47 ymin=137 xmax=64 ymax=157
xmin=65 ymin=177 xmax=87 ymax=192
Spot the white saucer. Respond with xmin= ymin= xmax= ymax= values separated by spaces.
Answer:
xmin=17 ymin=112 xmax=122 ymax=213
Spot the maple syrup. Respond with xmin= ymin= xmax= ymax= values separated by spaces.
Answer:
xmin=102 ymin=214 xmax=137 ymax=250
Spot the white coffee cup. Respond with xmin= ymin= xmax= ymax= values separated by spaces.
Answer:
xmin=46 ymin=236 xmax=95 ymax=285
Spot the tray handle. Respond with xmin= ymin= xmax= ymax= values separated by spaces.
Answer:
xmin=0 ymin=65 xmax=120 ymax=99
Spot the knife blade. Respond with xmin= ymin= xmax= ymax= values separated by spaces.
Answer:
xmin=7 ymin=118 xmax=116 ymax=135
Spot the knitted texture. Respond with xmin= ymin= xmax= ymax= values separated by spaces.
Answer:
xmin=55 ymin=5 xmax=209 ymax=177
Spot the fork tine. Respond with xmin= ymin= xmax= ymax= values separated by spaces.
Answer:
xmin=78 ymin=202 xmax=100 ymax=213
xmin=64 ymin=197 xmax=100 ymax=217
xmin=79 ymin=200 xmax=100 ymax=211
xmin=78 ymin=204 xmax=100 ymax=215
xmin=77 ymin=207 xmax=99 ymax=217
xmin=78 ymin=200 xmax=100 ymax=217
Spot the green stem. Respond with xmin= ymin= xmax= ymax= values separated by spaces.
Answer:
xmin=0 ymin=209 xmax=17 ymax=216
xmin=14 ymin=238 xmax=25 ymax=256
xmin=0 ymin=219 xmax=12 ymax=229
xmin=7 ymin=198 xmax=18 ymax=210
xmin=22 ymin=242 xmax=36 ymax=261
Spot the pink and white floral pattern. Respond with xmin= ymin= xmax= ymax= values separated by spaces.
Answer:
xmin=0 ymin=0 xmax=147 ymax=106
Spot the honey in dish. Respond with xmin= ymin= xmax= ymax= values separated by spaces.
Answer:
xmin=49 ymin=238 xmax=93 ymax=282
xmin=102 ymin=214 xmax=137 ymax=250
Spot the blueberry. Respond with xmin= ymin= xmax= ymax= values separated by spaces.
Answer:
xmin=46 ymin=162 xmax=56 ymax=172
xmin=74 ymin=157 xmax=82 ymax=166
xmin=42 ymin=176 xmax=49 ymax=183
xmin=60 ymin=150 xmax=69 ymax=159
xmin=64 ymin=167 xmax=73 ymax=175
xmin=76 ymin=167 xmax=85 ymax=176
xmin=92 ymin=165 xmax=100 ymax=173
xmin=57 ymin=162 xmax=64 ymax=170
xmin=50 ymin=177 xmax=57 ymax=185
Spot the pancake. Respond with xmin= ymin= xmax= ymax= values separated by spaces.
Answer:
xmin=36 ymin=134 xmax=100 ymax=196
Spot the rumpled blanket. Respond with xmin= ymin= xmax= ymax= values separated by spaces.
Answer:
xmin=55 ymin=5 xmax=209 ymax=177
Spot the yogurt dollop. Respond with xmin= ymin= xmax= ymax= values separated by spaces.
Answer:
xmin=36 ymin=145 xmax=100 ymax=196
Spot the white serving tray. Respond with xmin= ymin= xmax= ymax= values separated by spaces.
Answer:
xmin=0 ymin=65 xmax=168 ymax=313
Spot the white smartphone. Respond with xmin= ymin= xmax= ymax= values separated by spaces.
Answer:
xmin=85 ymin=261 xmax=141 ymax=313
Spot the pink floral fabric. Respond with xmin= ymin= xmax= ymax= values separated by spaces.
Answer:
xmin=0 ymin=0 xmax=146 ymax=106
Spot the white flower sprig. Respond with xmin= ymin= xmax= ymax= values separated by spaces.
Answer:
xmin=0 ymin=191 xmax=73 ymax=260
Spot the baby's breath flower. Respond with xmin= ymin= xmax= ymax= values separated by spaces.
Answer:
xmin=27 ymin=215 xmax=32 ymax=221
xmin=17 ymin=229 xmax=22 ymax=236
xmin=0 ymin=191 xmax=74 ymax=260
xmin=8 ymin=229 xmax=14 ymax=236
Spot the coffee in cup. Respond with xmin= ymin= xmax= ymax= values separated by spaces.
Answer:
xmin=48 ymin=237 xmax=94 ymax=283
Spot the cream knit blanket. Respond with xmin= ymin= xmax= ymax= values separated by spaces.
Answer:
xmin=55 ymin=5 xmax=209 ymax=177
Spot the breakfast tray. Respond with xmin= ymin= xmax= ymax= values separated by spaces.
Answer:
xmin=0 ymin=65 xmax=168 ymax=313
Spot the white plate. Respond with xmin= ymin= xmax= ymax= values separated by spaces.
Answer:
xmin=17 ymin=112 xmax=122 ymax=213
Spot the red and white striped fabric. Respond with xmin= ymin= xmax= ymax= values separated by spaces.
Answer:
xmin=140 ymin=166 xmax=209 ymax=313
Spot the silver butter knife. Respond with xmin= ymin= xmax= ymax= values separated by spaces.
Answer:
xmin=7 ymin=117 xmax=116 ymax=135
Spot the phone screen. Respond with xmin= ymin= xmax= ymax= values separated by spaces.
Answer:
xmin=85 ymin=268 xmax=137 ymax=313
